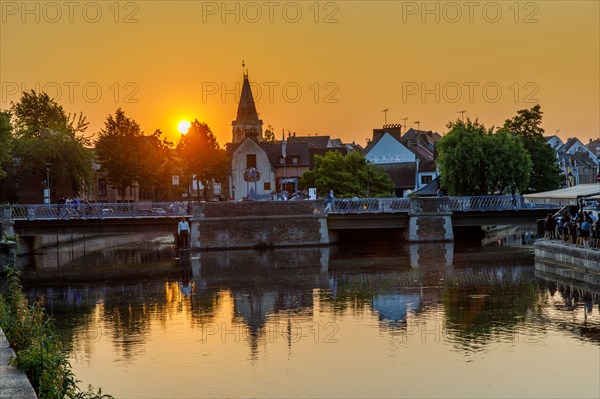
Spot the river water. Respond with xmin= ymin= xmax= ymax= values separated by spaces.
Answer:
xmin=18 ymin=232 xmax=600 ymax=398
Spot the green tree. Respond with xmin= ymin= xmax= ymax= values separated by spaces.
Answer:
xmin=299 ymin=151 xmax=395 ymax=197
xmin=176 ymin=120 xmax=222 ymax=201
xmin=263 ymin=125 xmax=275 ymax=142
xmin=10 ymin=90 xmax=93 ymax=197
xmin=137 ymin=129 xmax=174 ymax=201
xmin=95 ymin=109 xmax=144 ymax=198
xmin=502 ymin=105 xmax=560 ymax=193
xmin=0 ymin=111 xmax=13 ymax=181
xmin=437 ymin=119 xmax=531 ymax=195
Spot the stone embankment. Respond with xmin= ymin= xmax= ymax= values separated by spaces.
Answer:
xmin=0 ymin=328 xmax=37 ymax=399
xmin=534 ymin=239 xmax=600 ymax=278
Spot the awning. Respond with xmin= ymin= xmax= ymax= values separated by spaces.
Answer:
xmin=523 ymin=184 xmax=600 ymax=206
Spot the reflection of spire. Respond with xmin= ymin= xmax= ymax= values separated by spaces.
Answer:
xmin=287 ymin=312 xmax=292 ymax=355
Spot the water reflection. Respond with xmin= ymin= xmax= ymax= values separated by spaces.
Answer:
xmin=20 ymin=241 xmax=600 ymax=398
xmin=535 ymin=261 xmax=600 ymax=345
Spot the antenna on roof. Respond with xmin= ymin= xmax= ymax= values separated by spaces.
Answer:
xmin=457 ymin=110 xmax=466 ymax=121
xmin=381 ymin=108 xmax=389 ymax=125
xmin=401 ymin=117 xmax=408 ymax=133
xmin=414 ymin=121 xmax=420 ymax=130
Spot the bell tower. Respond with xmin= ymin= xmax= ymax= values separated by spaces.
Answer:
xmin=232 ymin=61 xmax=263 ymax=143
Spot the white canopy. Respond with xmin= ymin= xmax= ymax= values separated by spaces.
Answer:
xmin=524 ymin=184 xmax=600 ymax=206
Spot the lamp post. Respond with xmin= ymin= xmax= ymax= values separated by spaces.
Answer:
xmin=44 ymin=163 xmax=51 ymax=204
xmin=366 ymin=160 xmax=371 ymax=197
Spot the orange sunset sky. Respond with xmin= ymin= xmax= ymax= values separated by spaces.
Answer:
xmin=1 ymin=0 xmax=598 ymax=147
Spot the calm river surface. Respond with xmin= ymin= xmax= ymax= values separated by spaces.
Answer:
xmin=19 ymin=232 xmax=600 ymax=398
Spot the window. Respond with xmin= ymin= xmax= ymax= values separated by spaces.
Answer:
xmin=264 ymin=182 xmax=271 ymax=191
xmin=279 ymin=157 xmax=285 ymax=164
xmin=291 ymin=156 xmax=299 ymax=164
xmin=421 ymin=175 xmax=433 ymax=184
xmin=246 ymin=154 xmax=257 ymax=168
xmin=98 ymin=179 xmax=107 ymax=197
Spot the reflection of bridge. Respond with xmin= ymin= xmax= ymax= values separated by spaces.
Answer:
xmin=2 ymin=196 xmax=559 ymax=251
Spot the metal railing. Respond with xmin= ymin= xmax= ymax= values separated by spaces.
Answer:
xmin=8 ymin=202 xmax=192 ymax=221
xmin=4 ymin=196 xmax=560 ymax=221
xmin=448 ymin=196 xmax=556 ymax=212
xmin=327 ymin=198 xmax=411 ymax=214
xmin=327 ymin=196 xmax=558 ymax=214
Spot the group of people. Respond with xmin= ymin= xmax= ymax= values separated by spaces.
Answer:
xmin=57 ymin=195 xmax=81 ymax=216
xmin=545 ymin=210 xmax=600 ymax=247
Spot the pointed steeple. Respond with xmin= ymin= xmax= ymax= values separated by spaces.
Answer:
xmin=232 ymin=61 xmax=263 ymax=143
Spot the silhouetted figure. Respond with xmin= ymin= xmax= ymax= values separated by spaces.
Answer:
xmin=178 ymin=217 xmax=190 ymax=250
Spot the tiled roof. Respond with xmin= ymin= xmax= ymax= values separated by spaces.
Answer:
xmin=287 ymin=135 xmax=331 ymax=148
xmin=376 ymin=163 xmax=416 ymax=189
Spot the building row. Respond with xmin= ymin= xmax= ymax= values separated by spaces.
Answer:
xmin=2 ymin=70 xmax=598 ymax=204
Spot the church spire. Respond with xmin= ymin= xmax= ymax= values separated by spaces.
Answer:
xmin=232 ymin=62 xmax=263 ymax=143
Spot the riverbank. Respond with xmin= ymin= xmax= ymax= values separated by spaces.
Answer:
xmin=0 ymin=327 xmax=37 ymax=399
xmin=534 ymin=240 xmax=600 ymax=285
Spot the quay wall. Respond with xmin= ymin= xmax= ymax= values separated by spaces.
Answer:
xmin=0 ymin=328 xmax=38 ymax=399
xmin=191 ymin=201 xmax=330 ymax=250
xmin=534 ymin=240 xmax=600 ymax=276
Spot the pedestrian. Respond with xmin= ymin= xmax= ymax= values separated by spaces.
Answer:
xmin=178 ymin=217 xmax=190 ymax=250
xmin=325 ymin=190 xmax=334 ymax=213
xmin=544 ymin=213 xmax=556 ymax=239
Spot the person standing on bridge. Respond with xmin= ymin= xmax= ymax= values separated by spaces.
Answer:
xmin=325 ymin=190 xmax=334 ymax=213
xmin=178 ymin=217 xmax=191 ymax=250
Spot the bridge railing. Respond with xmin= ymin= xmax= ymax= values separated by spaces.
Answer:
xmin=329 ymin=198 xmax=411 ymax=214
xmin=9 ymin=202 xmax=192 ymax=221
xmin=448 ymin=196 xmax=557 ymax=211
xmin=327 ymin=196 xmax=559 ymax=214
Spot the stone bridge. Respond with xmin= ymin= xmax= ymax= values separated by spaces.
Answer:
xmin=1 ymin=197 xmax=560 ymax=252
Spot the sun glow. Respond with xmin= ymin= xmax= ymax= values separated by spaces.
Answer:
xmin=178 ymin=121 xmax=191 ymax=134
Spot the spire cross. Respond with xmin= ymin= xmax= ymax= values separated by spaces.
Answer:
xmin=242 ymin=60 xmax=248 ymax=77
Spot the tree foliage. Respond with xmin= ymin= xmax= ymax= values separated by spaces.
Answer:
xmin=137 ymin=130 xmax=175 ymax=201
xmin=96 ymin=110 xmax=176 ymax=201
xmin=299 ymin=151 xmax=395 ymax=197
xmin=0 ymin=111 xmax=13 ymax=181
xmin=437 ymin=119 xmax=531 ymax=195
xmin=176 ymin=120 xmax=223 ymax=201
xmin=501 ymin=105 xmax=560 ymax=193
xmin=10 ymin=90 xmax=93 ymax=196
xmin=95 ymin=109 xmax=144 ymax=197
xmin=263 ymin=125 xmax=275 ymax=142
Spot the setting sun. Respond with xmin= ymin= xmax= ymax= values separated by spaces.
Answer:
xmin=178 ymin=121 xmax=191 ymax=134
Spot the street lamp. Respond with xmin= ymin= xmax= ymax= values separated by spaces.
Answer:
xmin=366 ymin=160 xmax=371 ymax=197
xmin=44 ymin=163 xmax=51 ymax=204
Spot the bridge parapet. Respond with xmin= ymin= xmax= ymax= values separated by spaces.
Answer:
xmin=1 ymin=205 xmax=15 ymax=238
xmin=407 ymin=197 xmax=453 ymax=242
xmin=190 ymin=200 xmax=329 ymax=250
